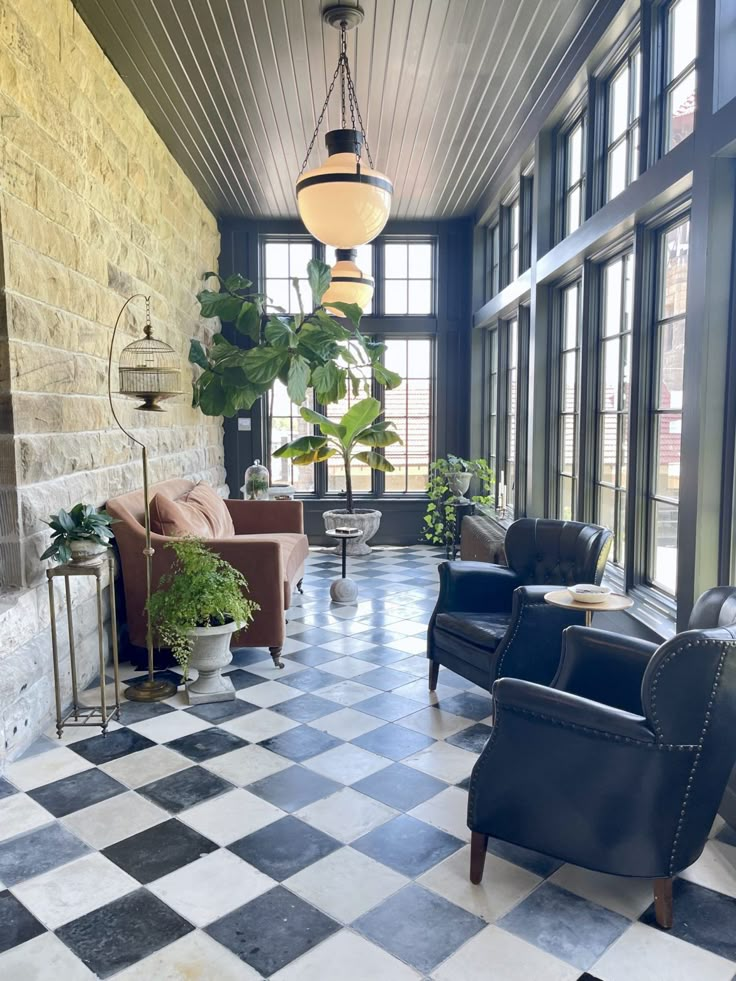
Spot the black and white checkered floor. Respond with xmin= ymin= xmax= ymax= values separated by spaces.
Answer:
xmin=1 ymin=546 xmax=735 ymax=980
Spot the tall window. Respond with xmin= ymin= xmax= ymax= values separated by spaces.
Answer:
xmin=507 ymin=199 xmax=520 ymax=282
xmin=564 ymin=117 xmax=586 ymax=235
xmin=384 ymin=241 xmax=434 ymax=315
xmin=503 ymin=318 xmax=519 ymax=511
xmin=383 ymin=338 xmax=433 ymax=492
xmin=326 ymin=244 xmax=374 ymax=315
xmin=486 ymin=223 xmax=500 ymax=299
xmin=556 ymin=282 xmax=582 ymax=519
xmin=606 ymin=48 xmax=641 ymax=200
xmin=596 ymin=252 xmax=634 ymax=566
xmin=647 ymin=219 xmax=689 ymax=593
xmin=269 ymin=382 xmax=315 ymax=492
xmin=485 ymin=328 xmax=498 ymax=479
xmin=664 ymin=0 xmax=697 ymax=151
xmin=263 ymin=239 xmax=313 ymax=314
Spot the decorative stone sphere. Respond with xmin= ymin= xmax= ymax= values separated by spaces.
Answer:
xmin=330 ymin=576 xmax=359 ymax=604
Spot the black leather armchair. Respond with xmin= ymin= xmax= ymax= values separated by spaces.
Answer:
xmin=427 ymin=518 xmax=613 ymax=692
xmin=467 ymin=586 xmax=736 ymax=929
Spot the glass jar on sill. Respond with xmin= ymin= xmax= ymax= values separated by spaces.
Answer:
xmin=243 ymin=459 xmax=270 ymax=501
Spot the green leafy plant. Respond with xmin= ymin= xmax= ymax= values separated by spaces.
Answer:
xmin=245 ymin=474 xmax=269 ymax=499
xmin=41 ymin=504 xmax=116 ymax=564
xmin=188 ymin=261 xmax=401 ymax=416
xmin=274 ymin=397 xmax=401 ymax=513
xmin=148 ymin=538 xmax=260 ymax=675
xmin=422 ymin=455 xmax=494 ymax=546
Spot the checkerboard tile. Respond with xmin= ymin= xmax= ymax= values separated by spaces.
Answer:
xmin=0 ymin=545 xmax=733 ymax=980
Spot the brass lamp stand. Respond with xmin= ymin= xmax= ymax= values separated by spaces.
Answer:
xmin=108 ymin=294 xmax=180 ymax=702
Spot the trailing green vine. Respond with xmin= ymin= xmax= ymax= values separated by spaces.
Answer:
xmin=422 ymin=455 xmax=494 ymax=547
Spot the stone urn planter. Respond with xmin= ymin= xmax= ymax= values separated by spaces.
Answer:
xmin=323 ymin=508 xmax=382 ymax=555
xmin=186 ymin=620 xmax=240 ymax=704
xmin=69 ymin=540 xmax=108 ymax=564
xmin=447 ymin=471 xmax=472 ymax=503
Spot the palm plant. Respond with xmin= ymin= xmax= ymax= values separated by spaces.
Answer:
xmin=273 ymin=397 xmax=401 ymax=513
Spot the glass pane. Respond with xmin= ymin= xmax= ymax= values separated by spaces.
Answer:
xmin=658 ymin=320 xmax=685 ymax=409
xmin=667 ymin=70 xmax=696 ymax=149
xmin=603 ymin=260 xmax=623 ymax=335
xmin=652 ymin=501 xmax=679 ymax=593
xmin=384 ymin=339 xmax=408 ymax=376
xmin=408 ymin=243 xmax=433 ymax=278
xmin=567 ymin=122 xmax=583 ymax=185
xmin=563 ymin=284 xmax=579 ymax=348
xmin=561 ymin=352 xmax=578 ymax=411
xmin=608 ymin=140 xmax=628 ymax=199
xmin=631 ymin=50 xmax=641 ymax=123
xmin=670 ymin=0 xmax=697 ymax=78
xmin=610 ymin=66 xmax=630 ymax=141
xmin=290 ymin=242 xmax=313 ymax=273
xmin=264 ymin=242 xmax=289 ymax=277
xmin=620 ymin=333 xmax=631 ymax=411
xmin=561 ymin=415 xmax=576 ymax=473
xmin=408 ymin=280 xmax=432 ymax=315
xmin=407 ymin=339 xmax=431 ymax=377
xmin=630 ymin=122 xmax=640 ymax=181
xmin=559 ymin=475 xmax=575 ymax=521
xmin=617 ymin=489 xmax=627 ymax=563
xmin=623 ymin=254 xmax=634 ymax=330
xmin=660 ymin=221 xmax=690 ymax=318
xmin=385 ymin=243 xmax=408 ymax=278
xmin=598 ymin=484 xmax=616 ymax=535
xmin=601 ymin=339 xmax=620 ymax=410
xmin=510 ymin=245 xmax=519 ymax=281
xmin=289 ymin=279 xmax=310 ymax=314
xmin=598 ymin=414 xmax=618 ymax=483
xmin=510 ymin=202 xmax=520 ymax=246
xmin=655 ymin=413 xmax=682 ymax=499
xmin=384 ymin=280 xmax=407 ymax=315
xmin=266 ymin=278 xmax=290 ymax=312
xmin=566 ymin=185 xmax=582 ymax=235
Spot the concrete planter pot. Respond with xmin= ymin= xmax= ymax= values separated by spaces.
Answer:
xmin=447 ymin=471 xmax=472 ymax=503
xmin=323 ymin=508 xmax=382 ymax=555
xmin=186 ymin=620 xmax=240 ymax=704
xmin=69 ymin=540 xmax=108 ymax=564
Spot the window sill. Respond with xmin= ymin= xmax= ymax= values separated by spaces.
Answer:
xmin=601 ymin=566 xmax=676 ymax=641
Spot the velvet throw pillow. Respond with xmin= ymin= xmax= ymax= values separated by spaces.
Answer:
xmin=150 ymin=482 xmax=235 ymax=539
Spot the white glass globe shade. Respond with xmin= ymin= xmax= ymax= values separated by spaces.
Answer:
xmin=323 ymin=256 xmax=374 ymax=314
xmin=296 ymin=130 xmax=392 ymax=248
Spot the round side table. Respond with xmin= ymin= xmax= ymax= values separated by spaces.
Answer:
xmin=326 ymin=528 xmax=363 ymax=604
xmin=544 ymin=589 xmax=634 ymax=627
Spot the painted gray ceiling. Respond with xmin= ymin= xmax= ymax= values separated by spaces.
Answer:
xmin=74 ymin=0 xmax=602 ymax=220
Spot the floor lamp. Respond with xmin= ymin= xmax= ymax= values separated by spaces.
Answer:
xmin=108 ymin=294 xmax=180 ymax=702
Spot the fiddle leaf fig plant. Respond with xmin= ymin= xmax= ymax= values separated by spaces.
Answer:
xmin=422 ymin=455 xmax=495 ymax=547
xmin=189 ymin=260 xmax=401 ymax=416
xmin=274 ymin=396 xmax=402 ymax=513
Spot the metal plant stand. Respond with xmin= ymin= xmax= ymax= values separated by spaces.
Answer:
xmin=326 ymin=528 xmax=363 ymax=603
xmin=47 ymin=552 xmax=121 ymax=737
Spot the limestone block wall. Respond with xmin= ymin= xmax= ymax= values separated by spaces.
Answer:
xmin=0 ymin=0 xmax=224 ymax=764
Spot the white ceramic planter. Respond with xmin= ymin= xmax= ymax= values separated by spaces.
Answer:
xmin=323 ymin=508 xmax=382 ymax=555
xmin=69 ymin=540 xmax=107 ymax=563
xmin=186 ymin=620 xmax=240 ymax=704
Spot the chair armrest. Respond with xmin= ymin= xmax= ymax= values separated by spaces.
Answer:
xmin=208 ymin=539 xmax=284 ymax=609
xmin=492 ymin=585 xmax=586 ymax=686
xmin=493 ymin=677 xmax=656 ymax=743
xmin=435 ymin=561 xmax=524 ymax=614
xmin=552 ymin=626 xmax=657 ymax=714
xmin=226 ymin=500 xmax=304 ymax=535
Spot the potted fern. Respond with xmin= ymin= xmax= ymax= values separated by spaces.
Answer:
xmin=274 ymin=396 xmax=401 ymax=554
xmin=148 ymin=538 xmax=260 ymax=704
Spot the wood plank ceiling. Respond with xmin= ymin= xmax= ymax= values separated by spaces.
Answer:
xmin=73 ymin=0 xmax=602 ymax=220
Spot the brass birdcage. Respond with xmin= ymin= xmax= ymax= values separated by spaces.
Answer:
xmin=118 ymin=322 xmax=181 ymax=412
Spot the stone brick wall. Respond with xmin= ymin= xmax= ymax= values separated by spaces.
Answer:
xmin=0 ymin=0 xmax=224 ymax=764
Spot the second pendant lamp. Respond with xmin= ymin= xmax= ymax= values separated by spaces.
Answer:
xmin=296 ymin=4 xmax=391 ymax=312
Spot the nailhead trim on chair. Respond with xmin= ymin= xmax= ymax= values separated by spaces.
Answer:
xmin=666 ymin=641 xmax=732 ymax=874
xmin=496 ymin=597 xmax=544 ymax=678
xmin=498 ymin=704 xmax=693 ymax=747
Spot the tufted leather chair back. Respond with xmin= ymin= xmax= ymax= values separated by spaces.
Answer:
xmin=504 ymin=518 xmax=612 ymax=587
xmin=640 ymin=587 xmax=736 ymax=870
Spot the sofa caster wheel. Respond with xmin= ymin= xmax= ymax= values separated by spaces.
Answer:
xmin=296 ymin=578 xmax=304 ymax=594
xmin=269 ymin=647 xmax=284 ymax=669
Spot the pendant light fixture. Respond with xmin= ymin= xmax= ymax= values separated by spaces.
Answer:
xmin=322 ymin=248 xmax=375 ymax=315
xmin=296 ymin=4 xmax=392 ymax=255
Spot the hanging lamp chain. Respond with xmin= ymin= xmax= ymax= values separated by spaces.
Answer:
xmin=298 ymin=20 xmax=374 ymax=177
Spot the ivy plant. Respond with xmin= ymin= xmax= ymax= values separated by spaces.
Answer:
xmin=188 ymin=261 xmax=401 ymax=416
xmin=422 ymin=455 xmax=495 ymax=547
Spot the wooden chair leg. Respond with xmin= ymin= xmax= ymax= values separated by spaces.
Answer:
xmin=428 ymin=660 xmax=440 ymax=691
xmin=269 ymin=646 xmax=284 ymax=669
xmin=470 ymin=831 xmax=488 ymax=884
xmin=653 ymin=877 xmax=673 ymax=929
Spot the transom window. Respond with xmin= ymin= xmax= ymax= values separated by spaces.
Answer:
xmin=383 ymin=338 xmax=433 ymax=492
xmin=664 ymin=0 xmax=697 ymax=151
xmin=564 ymin=118 xmax=586 ymax=235
xmin=595 ymin=251 xmax=634 ymax=566
xmin=647 ymin=218 xmax=689 ymax=593
xmin=556 ymin=281 xmax=582 ymax=519
xmin=384 ymin=241 xmax=434 ymax=315
xmin=487 ymin=223 xmax=500 ymax=299
xmin=606 ymin=48 xmax=641 ymax=200
xmin=508 ymin=199 xmax=520 ymax=282
xmin=263 ymin=238 xmax=313 ymax=314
